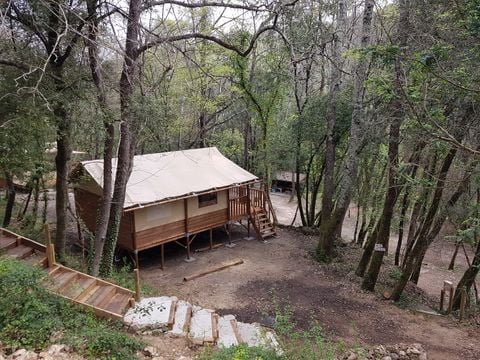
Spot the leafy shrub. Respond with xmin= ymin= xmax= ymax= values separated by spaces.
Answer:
xmin=201 ymin=344 xmax=282 ymax=360
xmin=0 ymin=257 xmax=143 ymax=359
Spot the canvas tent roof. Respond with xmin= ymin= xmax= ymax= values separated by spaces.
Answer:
xmin=78 ymin=147 xmax=258 ymax=209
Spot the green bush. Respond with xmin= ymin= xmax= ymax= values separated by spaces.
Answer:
xmin=201 ymin=344 xmax=283 ymax=360
xmin=0 ymin=257 xmax=143 ymax=359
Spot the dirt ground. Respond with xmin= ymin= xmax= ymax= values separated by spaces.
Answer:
xmin=19 ymin=191 xmax=479 ymax=358
xmin=137 ymin=196 xmax=479 ymax=360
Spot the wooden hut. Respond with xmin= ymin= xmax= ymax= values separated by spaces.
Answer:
xmin=72 ymin=147 xmax=275 ymax=268
xmin=271 ymin=171 xmax=306 ymax=193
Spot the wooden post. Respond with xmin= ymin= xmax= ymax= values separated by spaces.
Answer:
xmin=160 ymin=244 xmax=165 ymax=270
xmin=209 ymin=229 xmax=213 ymax=250
xmin=186 ymin=234 xmax=191 ymax=260
xmin=134 ymin=250 xmax=139 ymax=269
xmin=184 ymin=198 xmax=189 ymax=234
xmin=134 ymin=268 xmax=141 ymax=301
xmin=227 ymin=188 xmax=231 ymax=221
xmin=440 ymin=289 xmax=445 ymax=312
xmin=227 ymin=223 xmax=232 ymax=245
xmin=444 ymin=280 xmax=454 ymax=314
xmin=459 ymin=287 xmax=467 ymax=321
xmin=44 ymin=223 xmax=55 ymax=268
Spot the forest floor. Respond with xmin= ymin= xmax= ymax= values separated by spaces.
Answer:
xmin=10 ymin=191 xmax=480 ymax=359
xmin=137 ymin=194 xmax=480 ymax=360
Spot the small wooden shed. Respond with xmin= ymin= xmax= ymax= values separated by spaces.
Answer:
xmin=72 ymin=147 xmax=275 ymax=267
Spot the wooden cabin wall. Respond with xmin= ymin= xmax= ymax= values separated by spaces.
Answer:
xmin=133 ymin=190 xmax=229 ymax=250
xmin=74 ymin=187 xmax=135 ymax=251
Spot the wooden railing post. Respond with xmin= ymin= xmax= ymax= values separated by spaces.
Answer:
xmin=44 ymin=223 xmax=55 ymax=268
xmin=134 ymin=268 xmax=141 ymax=301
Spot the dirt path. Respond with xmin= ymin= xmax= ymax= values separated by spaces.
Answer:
xmin=140 ymin=225 xmax=480 ymax=359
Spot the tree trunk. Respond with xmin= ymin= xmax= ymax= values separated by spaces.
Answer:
xmin=390 ymin=145 xmax=473 ymax=300
xmin=99 ymin=0 xmax=142 ymax=277
xmin=318 ymin=0 xmax=374 ymax=256
xmin=361 ymin=0 xmax=410 ymax=291
xmin=316 ymin=0 xmax=346 ymax=261
xmin=86 ymin=0 xmax=116 ymax=276
xmin=53 ymin=69 xmax=72 ymax=261
xmin=3 ymin=171 xmax=16 ymax=227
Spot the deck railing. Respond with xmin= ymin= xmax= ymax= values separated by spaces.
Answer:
xmin=228 ymin=186 xmax=248 ymax=220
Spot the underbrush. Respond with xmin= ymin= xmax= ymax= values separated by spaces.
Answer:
xmin=0 ymin=257 xmax=143 ymax=359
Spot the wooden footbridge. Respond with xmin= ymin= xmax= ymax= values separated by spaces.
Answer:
xmin=0 ymin=227 xmax=135 ymax=321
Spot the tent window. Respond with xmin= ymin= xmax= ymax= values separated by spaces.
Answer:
xmin=198 ymin=193 xmax=217 ymax=208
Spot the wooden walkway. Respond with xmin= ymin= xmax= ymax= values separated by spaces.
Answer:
xmin=0 ymin=227 xmax=135 ymax=321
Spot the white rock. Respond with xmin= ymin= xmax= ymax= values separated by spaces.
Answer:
xmin=217 ymin=315 xmax=239 ymax=348
xmin=169 ymin=301 xmax=192 ymax=337
xmin=124 ymin=296 xmax=177 ymax=330
xmin=188 ymin=308 xmax=216 ymax=344
xmin=143 ymin=346 xmax=160 ymax=357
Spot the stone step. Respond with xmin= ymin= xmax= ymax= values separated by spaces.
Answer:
xmin=188 ymin=308 xmax=217 ymax=345
xmin=124 ymin=296 xmax=177 ymax=330
xmin=169 ymin=300 xmax=192 ymax=337
xmin=217 ymin=315 xmax=243 ymax=348
xmin=236 ymin=322 xmax=282 ymax=354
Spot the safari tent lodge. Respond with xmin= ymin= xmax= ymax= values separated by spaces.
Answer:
xmin=72 ymin=147 xmax=276 ymax=268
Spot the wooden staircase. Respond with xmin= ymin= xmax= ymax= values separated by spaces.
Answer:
xmin=251 ymin=207 xmax=276 ymax=240
xmin=0 ymin=228 xmax=135 ymax=321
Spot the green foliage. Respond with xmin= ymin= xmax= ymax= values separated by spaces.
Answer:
xmin=108 ymin=261 xmax=157 ymax=297
xmin=201 ymin=344 xmax=282 ymax=360
xmin=0 ymin=258 xmax=143 ymax=358
xmin=388 ymin=267 xmax=403 ymax=281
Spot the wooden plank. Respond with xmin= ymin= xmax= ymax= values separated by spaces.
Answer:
xmin=0 ymin=235 xmax=17 ymax=251
xmin=104 ymin=293 xmax=132 ymax=314
xmin=51 ymin=271 xmax=78 ymax=291
xmin=5 ymin=245 xmax=34 ymax=259
xmin=62 ymin=277 xmax=96 ymax=299
xmin=53 ymin=264 xmax=134 ymax=296
xmin=183 ymin=259 xmax=244 ymax=282
xmin=56 ymin=292 xmax=124 ymax=321
xmin=77 ymin=284 xmax=101 ymax=303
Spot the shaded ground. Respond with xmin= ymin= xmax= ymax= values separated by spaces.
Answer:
xmin=11 ymin=190 xmax=479 ymax=358
xmin=140 ymin=224 xmax=480 ymax=360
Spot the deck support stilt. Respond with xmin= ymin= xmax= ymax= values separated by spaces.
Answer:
xmin=160 ymin=244 xmax=165 ymax=270
xmin=209 ymin=229 xmax=213 ymax=250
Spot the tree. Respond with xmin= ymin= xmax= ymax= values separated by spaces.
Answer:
xmin=316 ymin=0 xmax=374 ymax=258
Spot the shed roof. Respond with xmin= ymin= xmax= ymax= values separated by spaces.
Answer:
xmin=274 ymin=171 xmax=306 ymax=183
xmin=79 ymin=147 xmax=258 ymax=209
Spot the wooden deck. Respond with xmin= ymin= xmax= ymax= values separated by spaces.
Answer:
xmin=0 ymin=228 xmax=135 ymax=321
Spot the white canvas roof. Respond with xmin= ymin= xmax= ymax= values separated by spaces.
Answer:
xmin=80 ymin=147 xmax=258 ymax=209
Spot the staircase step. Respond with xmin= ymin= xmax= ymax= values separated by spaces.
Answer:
xmin=261 ymin=231 xmax=276 ymax=238
xmin=124 ymin=296 xmax=177 ymax=330
xmin=50 ymin=271 xmax=78 ymax=291
xmin=4 ymin=244 xmax=34 ymax=259
xmin=217 ymin=315 xmax=242 ymax=348
xmin=188 ymin=308 xmax=217 ymax=345
xmin=77 ymin=284 xmax=101 ymax=303
xmin=170 ymin=300 xmax=193 ymax=337
xmin=23 ymin=252 xmax=47 ymax=268
xmin=104 ymin=292 xmax=132 ymax=315
xmin=62 ymin=277 xmax=96 ymax=299
xmin=85 ymin=285 xmax=116 ymax=307
xmin=236 ymin=322 xmax=282 ymax=353
xmin=0 ymin=236 xmax=17 ymax=251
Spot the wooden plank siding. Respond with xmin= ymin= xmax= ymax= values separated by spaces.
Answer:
xmin=74 ymin=188 xmax=135 ymax=251
xmin=134 ymin=209 xmax=228 ymax=251
xmin=75 ymin=185 xmax=252 ymax=253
